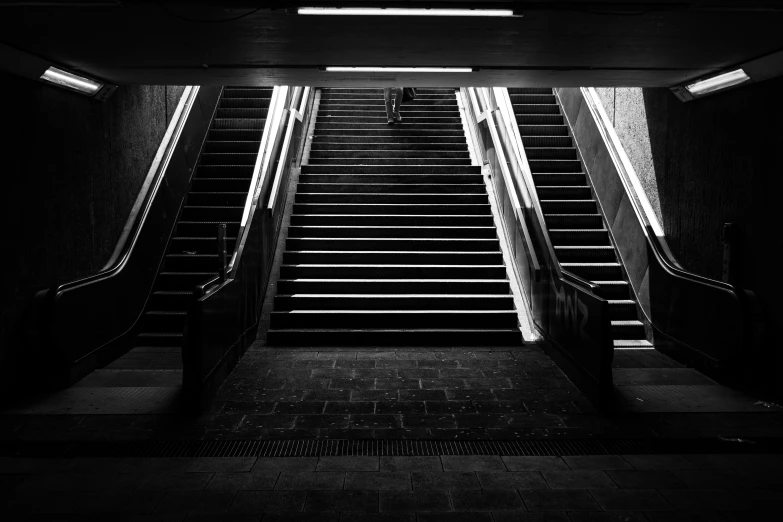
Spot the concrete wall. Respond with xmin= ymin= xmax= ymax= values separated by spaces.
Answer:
xmin=0 ymin=69 xmax=185 ymax=392
xmin=594 ymin=79 xmax=783 ymax=398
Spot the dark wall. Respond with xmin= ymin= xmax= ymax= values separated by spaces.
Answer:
xmin=598 ymin=79 xmax=783 ymax=397
xmin=0 ymin=70 xmax=185 ymax=389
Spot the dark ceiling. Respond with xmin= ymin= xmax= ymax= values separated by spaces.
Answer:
xmin=2 ymin=1 xmax=783 ymax=87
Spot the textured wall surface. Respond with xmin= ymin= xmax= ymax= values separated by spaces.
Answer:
xmin=594 ymin=80 xmax=783 ymax=396
xmin=0 ymin=70 xmax=185 ymax=390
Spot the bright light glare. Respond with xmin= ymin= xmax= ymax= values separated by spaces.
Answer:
xmin=325 ymin=67 xmax=473 ymax=73
xmin=298 ymin=7 xmax=514 ymax=17
xmin=40 ymin=67 xmax=102 ymax=95
xmin=686 ymin=69 xmax=750 ymax=96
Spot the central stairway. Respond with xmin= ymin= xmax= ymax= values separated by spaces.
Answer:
xmin=267 ymin=88 xmax=521 ymax=346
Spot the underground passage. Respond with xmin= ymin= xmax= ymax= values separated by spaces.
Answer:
xmin=1 ymin=2 xmax=783 ymax=520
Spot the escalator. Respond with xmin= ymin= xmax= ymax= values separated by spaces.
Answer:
xmin=509 ymin=88 xmax=650 ymax=353
xmin=106 ymin=86 xmax=273 ymax=371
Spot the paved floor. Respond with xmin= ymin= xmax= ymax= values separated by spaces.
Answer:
xmin=2 ymin=452 xmax=781 ymax=520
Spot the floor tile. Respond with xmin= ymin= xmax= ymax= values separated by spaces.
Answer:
xmin=304 ymin=490 xmax=379 ymax=512
xmin=205 ymin=472 xmax=278 ymax=490
xmin=658 ymin=488 xmax=752 ymax=511
xmin=606 ymin=470 xmax=686 ymax=489
xmin=154 ymin=491 xmax=236 ymax=514
xmin=563 ymin=456 xmax=633 ymax=471
xmin=411 ymin=471 xmax=480 ymax=490
xmin=251 ymin=458 xmax=317 ymax=473
xmin=542 ymin=471 xmax=617 ymax=489
xmin=378 ymin=490 xmax=452 ymax=512
xmin=316 ymin=456 xmax=379 ymax=472
xmin=502 ymin=456 xmax=569 ymax=471
xmin=590 ymin=488 xmax=673 ymax=511
xmin=622 ymin=455 xmax=695 ymax=470
xmin=344 ymin=472 xmax=410 ymax=490
xmin=451 ymin=489 xmax=525 ymax=510
xmin=230 ymin=491 xmax=307 ymax=513
xmin=275 ymin=471 xmax=345 ymax=490
xmin=380 ymin=456 xmax=442 ymax=472
xmin=520 ymin=489 xmax=600 ymax=511
xmin=476 ymin=472 xmax=549 ymax=489
xmin=441 ymin=455 xmax=506 ymax=471
xmin=189 ymin=458 xmax=257 ymax=473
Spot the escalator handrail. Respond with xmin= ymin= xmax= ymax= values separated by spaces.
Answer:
xmin=267 ymin=86 xmax=310 ymax=216
xmin=45 ymin=86 xmax=199 ymax=294
xmin=491 ymin=87 xmax=564 ymax=282
xmin=227 ymin=86 xmax=289 ymax=277
xmin=579 ymin=87 xmax=742 ymax=298
xmin=469 ymin=89 xmax=542 ymax=281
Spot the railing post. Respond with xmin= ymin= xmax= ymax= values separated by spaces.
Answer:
xmin=217 ymin=223 xmax=227 ymax=283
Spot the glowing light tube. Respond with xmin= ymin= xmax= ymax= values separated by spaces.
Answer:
xmin=298 ymin=7 xmax=514 ymax=17
xmin=325 ymin=67 xmax=474 ymax=73
xmin=40 ymin=66 xmax=103 ymax=95
xmin=686 ymin=69 xmax=750 ymax=96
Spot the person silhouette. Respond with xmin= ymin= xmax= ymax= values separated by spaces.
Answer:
xmin=383 ymin=87 xmax=403 ymax=124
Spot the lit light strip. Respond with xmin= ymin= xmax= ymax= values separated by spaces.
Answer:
xmin=298 ymin=7 xmax=515 ymax=17
xmin=40 ymin=66 xmax=103 ymax=95
xmin=686 ymin=68 xmax=750 ymax=96
xmin=325 ymin=67 xmax=474 ymax=73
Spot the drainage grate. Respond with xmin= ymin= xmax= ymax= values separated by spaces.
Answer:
xmin=1 ymin=438 xmax=779 ymax=458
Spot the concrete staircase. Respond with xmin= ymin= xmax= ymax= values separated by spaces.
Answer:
xmin=267 ymin=88 xmax=521 ymax=346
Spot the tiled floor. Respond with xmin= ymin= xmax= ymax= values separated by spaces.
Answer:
xmin=2 ymin=453 xmax=781 ymax=520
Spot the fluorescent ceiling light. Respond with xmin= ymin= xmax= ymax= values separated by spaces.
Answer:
xmin=325 ymin=67 xmax=473 ymax=73
xmin=686 ymin=68 xmax=750 ymax=96
xmin=40 ymin=66 xmax=103 ymax=95
xmin=298 ymin=7 xmax=514 ymax=17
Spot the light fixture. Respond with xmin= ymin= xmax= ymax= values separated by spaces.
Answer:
xmin=686 ymin=68 xmax=750 ymax=96
xmin=671 ymin=68 xmax=752 ymax=102
xmin=38 ymin=66 xmax=117 ymax=100
xmin=298 ymin=7 xmax=515 ymax=17
xmin=325 ymin=67 xmax=474 ymax=73
xmin=40 ymin=66 xmax=103 ymax=95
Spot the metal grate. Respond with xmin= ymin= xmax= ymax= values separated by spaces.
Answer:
xmin=1 ymin=438 xmax=779 ymax=458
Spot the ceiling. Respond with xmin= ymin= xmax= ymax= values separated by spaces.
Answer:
xmin=2 ymin=1 xmax=783 ymax=87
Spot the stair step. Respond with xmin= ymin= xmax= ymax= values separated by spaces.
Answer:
xmin=136 ymin=332 xmax=185 ymax=347
xmin=142 ymin=310 xmax=187 ymax=332
xmin=156 ymin=272 xmax=218 ymax=291
xmin=608 ymin=300 xmax=639 ymax=320
xmin=286 ymin=226 xmax=497 ymax=239
xmin=540 ymin=200 xmax=597 ymax=213
xmin=522 ymin=136 xmax=573 ymax=147
xmin=299 ymin=174 xmax=481 ymax=184
xmin=181 ymin=206 xmax=244 ymax=221
xmin=212 ymin=118 xmax=266 ymax=130
xmin=593 ymin=281 xmax=631 ymax=299
xmin=561 ymin=263 xmax=622 ymax=279
xmin=312 ymin=135 xmax=466 ymax=143
xmin=517 ymin=114 xmax=564 ymax=125
xmin=169 ymin=236 xmax=237 ymax=253
xmin=508 ymin=94 xmax=556 ymax=104
xmin=222 ymin=88 xmax=273 ymax=99
xmin=611 ymin=320 xmax=647 ymax=339
xmin=195 ymin=165 xmax=255 ymax=178
xmin=517 ymin=125 xmax=569 ymax=137
xmin=536 ymin=186 xmax=591 ymax=199
xmin=270 ymin=310 xmax=519 ymax=329
xmin=277 ymin=279 xmax=511 ymax=294
xmin=279 ymin=264 xmax=509 ymax=279
xmin=267 ymin=329 xmax=521 ymax=346
xmin=295 ymin=193 xmax=487 ymax=204
xmin=274 ymin=294 xmax=515 ymax=311
xmin=148 ymin=291 xmax=192 ymax=311
xmin=549 ymin=229 xmax=610 ymax=246
xmin=310 ymin=142 xmax=468 ymax=151
xmin=508 ymin=87 xmax=554 ymax=95
xmin=218 ymin=98 xmax=271 ymax=109
xmin=554 ymin=246 xmax=616 ymax=262
xmin=204 ymin=140 xmax=261 ymax=153
xmin=297 ymin=183 xmax=486 ymax=194
xmin=309 ymin=149 xmax=470 ymax=159
xmin=301 ymin=165 xmax=481 ymax=175
xmin=287 ymin=237 xmax=499 ymax=252
xmin=614 ymin=339 xmax=654 ymax=349
xmin=293 ymin=203 xmax=491 ymax=215
xmin=176 ymin=221 xmax=241 ymax=237
xmin=544 ymin=214 xmax=604 ymax=228
xmin=282 ymin=251 xmax=503 ymax=265
xmin=164 ymin=253 xmax=230 ymax=271
xmin=209 ymin=129 xmax=264 ymax=141
xmin=529 ymin=159 xmax=583 ymax=173
xmin=199 ymin=153 xmax=259 ymax=166
xmin=290 ymin=214 xmax=494 ymax=227
xmin=312 ymin=128 xmax=466 ymax=137
xmin=532 ymin=173 xmax=585 ymax=186
xmin=187 ymin=192 xmax=248 ymax=206
xmin=191 ymin=178 xmax=253 ymax=192
xmin=513 ymin=104 xmax=560 ymax=115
